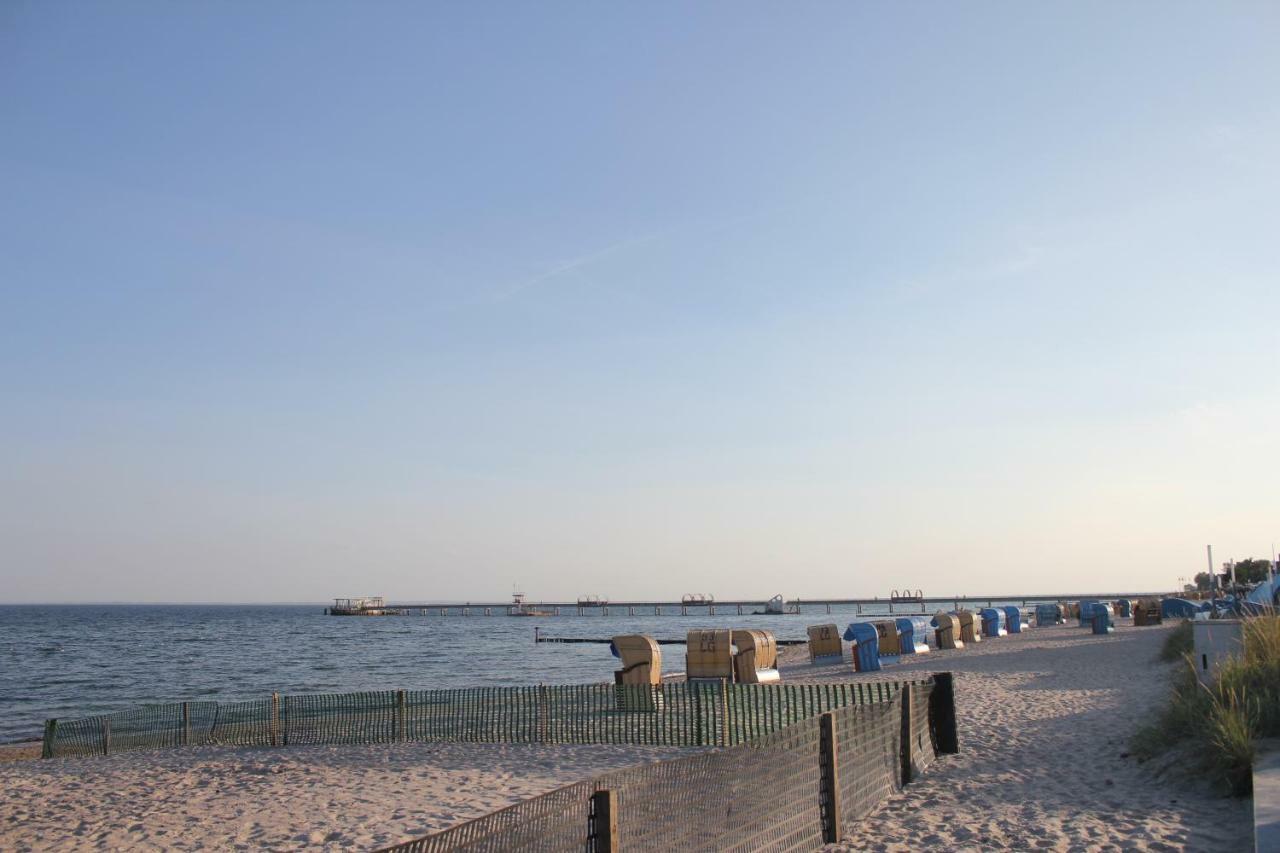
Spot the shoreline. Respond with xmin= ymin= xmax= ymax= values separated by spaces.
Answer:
xmin=1 ymin=624 xmax=1254 ymax=851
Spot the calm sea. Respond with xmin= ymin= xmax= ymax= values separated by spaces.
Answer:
xmin=0 ymin=601 xmax=996 ymax=744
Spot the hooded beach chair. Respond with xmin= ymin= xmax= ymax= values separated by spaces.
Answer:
xmin=686 ymin=629 xmax=734 ymax=682
xmin=931 ymin=612 xmax=964 ymax=650
xmin=957 ymin=610 xmax=981 ymax=644
xmin=1091 ymin=603 xmax=1115 ymax=635
xmin=979 ymin=608 xmax=1007 ymax=638
xmin=1002 ymin=605 xmax=1023 ymax=633
xmin=896 ymin=617 xmax=930 ymax=653
xmin=842 ymin=622 xmax=882 ymax=671
xmin=874 ymin=620 xmax=903 ymax=656
xmin=1035 ymin=604 xmax=1064 ymax=627
xmin=732 ymin=629 xmax=781 ymax=683
xmin=611 ymin=634 xmax=663 ymax=711
xmin=1133 ymin=598 xmax=1162 ymax=626
xmin=807 ymin=623 xmax=844 ymax=664
xmin=1114 ymin=599 xmax=1132 ymax=618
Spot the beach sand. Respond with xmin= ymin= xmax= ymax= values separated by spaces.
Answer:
xmin=2 ymin=622 xmax=1253 ymax=851
xmin=776 ymin=622 xmax=1252 ymax=851
xmin=0 ymin=741 xmax=693 ymax=851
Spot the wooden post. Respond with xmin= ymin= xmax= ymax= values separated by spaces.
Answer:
xmin=397 ymin=690 xmax=407 ymax=742
xmin=819 ymin=712 xmax=841 ymax=843
xmin=899 ymin=684 xmax=913 ymax=785
xmin=589 ymin=789 xmax=618 ymax=852
xmin=181 ymin=702 xmax=190 ymax=746
xmin=538 ymin=685 xmax=548 ymax=743
xmin=101 ymin=718 xmax=111 ymax=756
xmin=720 ymin=679 xmax=729 ymax=747
xmin=41 ymin=719 xmax=57 ymax=759
xmin=929 ymin=672 xmax=958 ymax=754
xmin=270 ymin=692 xmax=280 ymax=748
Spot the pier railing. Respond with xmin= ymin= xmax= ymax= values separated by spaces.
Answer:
xmin=41 ymin=678 xmax=930 ymax=759
xmin=376 ymin=675 xmax=956 ymax=851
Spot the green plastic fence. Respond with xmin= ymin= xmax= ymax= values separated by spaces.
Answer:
xmin=42 ymin=680 xmax=916 ymax=759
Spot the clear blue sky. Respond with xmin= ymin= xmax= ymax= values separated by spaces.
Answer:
xmin=2 ymin=3 xmax=1278 ymax=603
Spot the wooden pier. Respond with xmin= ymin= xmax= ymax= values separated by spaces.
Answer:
xmin=326 ymin=591 xmax=1171 ymax=617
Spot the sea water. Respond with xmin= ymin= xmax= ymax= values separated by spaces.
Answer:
xmin=0 ymin=601 xmax=1017 ymax=743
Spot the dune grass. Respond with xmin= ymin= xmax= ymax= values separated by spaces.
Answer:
xmin=1132 ymin=615 xmax=1280 ymax=796
xmin=1159 ymin=620 xmax=1194 ymax=661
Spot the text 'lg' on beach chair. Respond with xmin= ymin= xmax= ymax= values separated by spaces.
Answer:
xmin=685 ymin=629 xmax=734 ymax=683
xmin=874 ymin=620 xmax=903 ymax=657
xmin=732 ymin=629 xmax=781 ymax=683
xmin=807 ymin=623 xmax=844 ymax=664
xmin=931 ymin=611 xmax=964 ymax=650
xmin=610 ymin=634 xmax=663 ymax=711
xmin=843 ymin=622 xmax=882 ymax=671
xmin=957 ymin=610 xmax=982 ymax=644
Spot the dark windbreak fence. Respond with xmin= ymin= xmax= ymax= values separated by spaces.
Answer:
xmin=43 ymin=680 xmax=912 ymax=759
xmin=378 ymin=678 xmax=951 ymax=852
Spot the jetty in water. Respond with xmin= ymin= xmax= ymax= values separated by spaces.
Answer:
xmin=326 ymin=590 xmax=1172 ymax=617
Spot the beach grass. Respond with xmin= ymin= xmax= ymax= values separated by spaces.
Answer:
xmin=1132 ymin=615 xmax=1280 ymax=796
xmin=1159 ymin=620 xmax=1193 ymax=661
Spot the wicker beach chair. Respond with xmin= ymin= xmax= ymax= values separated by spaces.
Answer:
xmin=1133 ymin=598 xmax=1162 ymax=626
xmin=611 ymin=634 xmax=662 ymax=685
xmin=731 ymin=629 xmax=781 ymax=683
xmin=611 ymin=634 xmax=663 ymax=711
xmin=957 ymin=610 xmax=981 ymax=644
xmin=686 ymin=629 xmax=735 ymax=682
xmin=807 ymin=623 xmax=844 ymax=664
xmin=873 ymin=620 xmax=903 ymax=655
xmin=931 ymin=612 xmax=964 ymax=650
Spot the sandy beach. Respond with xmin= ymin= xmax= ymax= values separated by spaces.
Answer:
xmin=776 ymin=622 xmax=1253 ymax=851
xmin=1 ymin=622 xmax=1253 ymax=851
xmin=0 ymin=741 xmax=694 ymax=851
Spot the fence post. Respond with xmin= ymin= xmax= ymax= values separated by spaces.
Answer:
xmin=588 ymin=789 xmax=618 ymax=852
xmin=397 ymin=690 xmax=407 ymax=742
xmin=101 ymin=718 xmax=111 ymax=756
xmin=819 ymin=711 xmax=840 ymax=843
xmin=694 ymin=685 xmax=704 ymax=746
xmin=181 ymin=702 xmax=190 ymax=747
xmin=41 ymin=719 xmax=57 ymax=759
xmin=538 ymin=685 xmax=549 ymax=743
xmin=899 ymin=685 xmax=913 ymax=786
xmin=928 ymin=672 xmax=958 ymax=754
xmin=270 ymin=692 xmax=280 ymax=748
xmin=720 ymin=680 xmax=729 ymax=747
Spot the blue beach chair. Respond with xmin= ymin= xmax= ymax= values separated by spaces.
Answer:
xmin=979 ymin=607 xmax=1007 ymax=638
xmin=842 ymin=622 xmax=882 ymax=672
xmin=1002 ymin=605 xmax=1023 ymax=633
